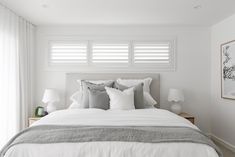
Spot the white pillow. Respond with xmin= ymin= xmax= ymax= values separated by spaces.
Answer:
xmin=117 ymin=77 xmax=152 ymax=93
xmin=144 ymin=92 xmax=157 ymax=107
xmin=77 ymin=80 xmax=82 ymax=92
xmin=68 ymin=102 xmax=80 ymax=109
xmin=105 ymin=87 xmax=135 ymax=110
xmin=68 ymin=91 xmax=83 ymax=109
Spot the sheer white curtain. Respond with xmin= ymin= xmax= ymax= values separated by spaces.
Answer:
xmin=0 ymin=4 xmax=35 ymax=148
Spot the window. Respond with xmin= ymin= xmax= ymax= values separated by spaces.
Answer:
xmin=132 ymin=40 xmax=175 ymax=71
xmin=46 ymin=37 xmax=176 ymax=71
xmin=91 ymin=42 xmax=129 ymax=64
xmin=49 ymin=41 xmax=88 ymax=64
xmin=133 ymin=42 xmax=170 ymax=64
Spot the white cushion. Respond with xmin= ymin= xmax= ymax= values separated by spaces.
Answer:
xmin=68 ymin=102 xmax=80 ymax=109
xmin=144 ymin=92 xmax=157 ymax=107
xmin=116 ymin=77 xmax=152 ymax=93
xmin=68 ymin=91 xmax=83 ymax=109
xmin=116 ymin=78 xmax=157 ymax=107
xmin=105 ymin=87 xmax=135 ymax=110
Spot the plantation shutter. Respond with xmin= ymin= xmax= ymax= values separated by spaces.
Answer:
xmin=91 ymin=42 xmax=129 ymax=64
xmin=133 ymin=42 xmax=171 ymax=64
xmin=49 ymin=42 xmax=88 ymax=64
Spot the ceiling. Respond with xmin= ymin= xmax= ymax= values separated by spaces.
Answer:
xmin=1 ymin=0 xmax=235 ymax=26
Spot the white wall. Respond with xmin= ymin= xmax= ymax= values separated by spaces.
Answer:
xmin=211 ymin=14 xmax=235 ymax=146
xmin=35 ymin=26 xmax=211 ymax=133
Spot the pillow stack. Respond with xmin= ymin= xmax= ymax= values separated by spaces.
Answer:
xmin=69 ymin=77 xmax=157 ymax=110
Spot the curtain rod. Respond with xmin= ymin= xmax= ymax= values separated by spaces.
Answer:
xmin=0 ymin=2 xmax=36 ymax=27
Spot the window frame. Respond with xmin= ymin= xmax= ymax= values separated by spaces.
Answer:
xmin=44 ymin=36 xmax=176 ymax=72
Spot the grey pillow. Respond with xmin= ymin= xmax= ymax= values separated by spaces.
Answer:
xmin=81 ymin=81 xmax=114 ymax=108
xmin=88 ymin=89 xmax=110 ymax=110
xmin=113 ymin=82 xmax=144 ymax=109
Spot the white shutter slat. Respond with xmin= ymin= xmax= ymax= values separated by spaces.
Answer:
xmin=135 ymin=61 xmax=169 ymax=63
xmin=93 ymin=60 xmax=128 ymax=62
xmin=135 ymin=50 xmax=169 ymax=53
xmin=49 ymin=42 xmax=88 ymax=64
xmin=93 ymin=54 xmax=128 ymax=56
xmin=92 ymin=43 xmax=129 ymax=64
xmin=134 ymin=42 xmax=171 ymax=64
xmin=135 ymin=53 xmax=169 ymax=56
xmin=135 ymin=57 xmax=169 ymax=60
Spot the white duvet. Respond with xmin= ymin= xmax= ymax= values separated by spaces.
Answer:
xmin=5 ymin=109 xmax=219 ymax=157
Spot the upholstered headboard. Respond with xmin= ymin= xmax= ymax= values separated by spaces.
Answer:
xmin=65 ymin=73 xmax=160 ymax=108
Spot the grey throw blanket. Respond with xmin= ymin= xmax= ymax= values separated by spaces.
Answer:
xmin=0 ymin=125 xmax=222 ymax=157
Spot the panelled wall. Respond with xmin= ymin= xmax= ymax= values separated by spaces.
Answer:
xmin=35 ymin=26 xmax=211 ymax=133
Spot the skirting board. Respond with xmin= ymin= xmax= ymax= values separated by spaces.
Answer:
xmin=210 ymin=134 xmax=235 ymax=153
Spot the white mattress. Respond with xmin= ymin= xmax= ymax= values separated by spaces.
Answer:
xmin=5 ymin=109 xmax=219 ymax=157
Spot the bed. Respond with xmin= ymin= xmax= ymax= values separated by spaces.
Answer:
xmin=0 ymin=73 xmax=221 ymax=157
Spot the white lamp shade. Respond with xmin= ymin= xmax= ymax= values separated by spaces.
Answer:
xmin=42 ymin=89 xmax=60 ymax=103
xmin=168 ymin=88 xmax=184 ymax=102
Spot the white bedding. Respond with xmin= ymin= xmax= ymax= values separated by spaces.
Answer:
xmin=5 ymin=109 xmax=219 ymax=157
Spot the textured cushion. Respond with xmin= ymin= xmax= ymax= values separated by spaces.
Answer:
xmin=77 ymin=80 xmax=114 ymax=92
xmin=113 ymin=82 xmax=144 ymax=109
xmin=81 ymin=81 xmax=114 ymax=108
xmin=105 ymin=87 xmax=135 ymax=110
xmin=116 ymin=77 xmax=152 ymax=93
xmin=77 ymin=80 xmax=114 ymax=91
xmin=88 ymin=89 xmax=110 ymax=110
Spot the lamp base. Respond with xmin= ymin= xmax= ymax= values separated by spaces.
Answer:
xmin=46 ymin=103 xmax=57 ymax=113
xmin=170 ymin=103 xmax=182 ymax=115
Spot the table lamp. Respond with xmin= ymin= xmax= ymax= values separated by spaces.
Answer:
xmin=168 ymin=88 xmax=184 ymax=114
xmin=42 ymin=89 xmax=60 ymax=113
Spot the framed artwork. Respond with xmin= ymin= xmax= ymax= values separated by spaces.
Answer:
xmin=221 ymin=40 xmax=235 ymax=100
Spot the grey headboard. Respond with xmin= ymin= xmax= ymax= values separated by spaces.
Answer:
xmin=65 ymin=73 xmax=160 ymax=108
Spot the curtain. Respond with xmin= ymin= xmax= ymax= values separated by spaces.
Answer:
xmin=0 ymin=4 xmax=35 ymax=148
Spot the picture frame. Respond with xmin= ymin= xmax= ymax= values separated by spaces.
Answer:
xmin=221 ymin=40 xmax=235 ymax=100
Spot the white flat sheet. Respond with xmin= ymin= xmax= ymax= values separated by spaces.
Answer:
xmin=5 ymin=109 xmax=219 ymax=157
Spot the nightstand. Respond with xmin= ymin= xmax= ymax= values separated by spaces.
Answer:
xmin=179 ymin=112 xmax=195 ymax=124
xmin=28 ymin=117 xmax=42 ymax=127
